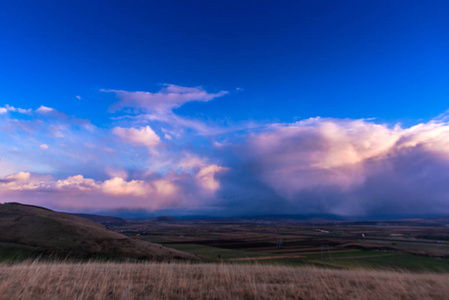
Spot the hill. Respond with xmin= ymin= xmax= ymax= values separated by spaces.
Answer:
xmin=68 ymin=213 xmax=128 ymax=226
xmin=70 ymin=213 xmax=176 ymax=225
xmin=153 ymin=216 xmax=176 ymax=223
xmin=0 ymin=203 xmax=198 ymax=261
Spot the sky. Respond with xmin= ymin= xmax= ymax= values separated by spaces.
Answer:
xmin=1 ymin=0 xmax=449 ymax=218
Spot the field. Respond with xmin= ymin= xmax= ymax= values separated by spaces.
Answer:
xmin=99 ymin=217 xmax=449 ymax=272
xmin=1 ymin=261 xmax=449 ymax=300
xmin=3 ymin=205 xmax=449 ymax=298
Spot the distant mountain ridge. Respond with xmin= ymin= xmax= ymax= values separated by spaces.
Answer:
xmin=69 ymin=210 xmax=449 ymax=229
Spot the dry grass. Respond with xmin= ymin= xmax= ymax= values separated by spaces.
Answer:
xmin=0 ymin=203 xmax=198 ymax=261
xmin=1 ymin=261 xmax=448 ymax=299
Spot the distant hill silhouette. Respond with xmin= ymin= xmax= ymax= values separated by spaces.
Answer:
xmin=0 ymin=202 xmax=198 ymax=261
xmin=69 ymin=213 xmax=128 ymax=226
xmin=153 ymin=216 xmax=176 ymax=223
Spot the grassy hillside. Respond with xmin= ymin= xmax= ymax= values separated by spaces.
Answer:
xmin=166 ymin=244 xmax=449 ymax=272
xmin=1 ymin=261 xmax=448 ymax=299
xmin=0 ymin=203 xmax=198 ymax=261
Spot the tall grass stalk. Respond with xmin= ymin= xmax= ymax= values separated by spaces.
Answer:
xmin=1 ymin=261 xmax=448 ymax=299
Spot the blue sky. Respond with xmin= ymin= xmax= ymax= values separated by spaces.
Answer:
xmin=1 ymin=1 xmax=449 ymax=218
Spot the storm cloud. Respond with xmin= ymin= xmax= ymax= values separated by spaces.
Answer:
xmin=215 ymin=117 xmax=449 ymax=218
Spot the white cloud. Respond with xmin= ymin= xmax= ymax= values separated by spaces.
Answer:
xmin=40 ymin=144 xmax=49 ymax=150
xmin=35 ymin=105 xmax=54 ymax=113
xmin=0 ymin=105 xmax=32 ymax=114
xmin=113 ymin=126 xmax=161 ymax=148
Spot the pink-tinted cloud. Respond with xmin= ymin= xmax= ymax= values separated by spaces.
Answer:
xmin=104 ymin=84 xmax=233 ymax=137
xmin=105 ymin=84 xmax=228 ymax=113
xmin=56 ymin=175 xmax=99 ymax=191
xmin=246 ymin=118 xmax=401 ymax=193
xmin=196 ymin=164 xmax=228 ymax=192
xmin=0 ymin=101 xmax=231 ymax=212
xmin=104 ymin=85 xmax=260 ymax=138
xmin=4 ymin=98 xmax=449 ymax=218
xmin=0 ymin=164 xmax=227 ymax=212
xmin=0 ymin=172 xmax=53 ymax=191
xmin=113 ymin=126 xmax=161 ymax=148
xmin=101 ymin=177 xmax=152 ymax=197
xmin=218 ymin=116 xmax=449 ymax=217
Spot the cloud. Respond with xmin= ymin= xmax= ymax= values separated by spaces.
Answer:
xmin=105 ymin=168 xmax=128 ymax=180
xmin=103 ymin=84 xmax=232 ymax=137
xmin=215 ymin=116 xmax=449 ymax=217
xmin=245 ymin=118 xmax=400 ymax=192
xmin=105 ymin=84 xmax=228 ymax=113
xmin=196 ymin=164 xmax=228 ymax=192
xmin=0 ymin=172 xmax=52 ymax=191
xmin=56 ymin=175 xmax=98 ymax=191
xmin=6 ymin=172 xmax=31 ymax=182
xmin=135 ymin=112 xmax=231 ymax=136
xmin=177 ymin=153 xmax=209 ymax=170
xmin=4 ymin=93 xmax=449 ymax=218
xmin=0 ymin=105 xmax=32 ymax=114
xmin=153 ymin=179 xmax=178 ymax=197
xmin=112 ymin=126 xmax=160 ymax=148
xmin=101 ymin=177 xmax=151 ymax=197
xmin=102 ymin=85 xmax=255 ymax=138
xmin=0 ymin=105 xmax=109 ymax=178
xmin=35 ymin=105 xmax=55 ymax=114
xmin=0 ymin=100 xmax=230 ymax=212
xmin=0 ymin=169 xmax=224 ymax=212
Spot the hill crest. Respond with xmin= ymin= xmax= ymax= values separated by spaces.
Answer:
xmin=0 ymin=202 xmax=198 ymax=261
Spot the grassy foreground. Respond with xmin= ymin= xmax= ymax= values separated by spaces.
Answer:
xmin=1 ymin=262 xmax=449 ymax=299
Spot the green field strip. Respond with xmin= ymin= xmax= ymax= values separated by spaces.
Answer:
xmin=165 ymin=243 xmax=274 ymax=259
